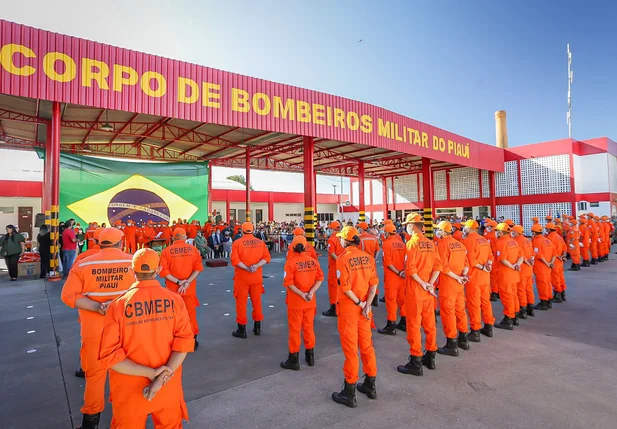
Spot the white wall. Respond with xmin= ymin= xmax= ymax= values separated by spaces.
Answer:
xmin=574 ymin=153 xmax=609 ymax=193
xmin=0 ymin=197 xmax=42 ymax=241
xmin=273 ymin=203 xmax=304 ymax=223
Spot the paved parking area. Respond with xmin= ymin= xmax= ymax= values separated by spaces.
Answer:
xmin=2 ymin=251 xmax=617 ymax=429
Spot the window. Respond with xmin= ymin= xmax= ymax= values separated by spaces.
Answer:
xmin=463 ymin=207 xmax=473 ymax=218
xmin=229 ymin=209 xmax=236 ymax=221
xmin=0 ymin=207 xmax=15 ymax=214
xmin=590 ymin=202 xmax=600 ymax=208
xmin=318 ymin=213 xmax=334 ymax=222
xmin=285 ymin=213 xmax=302 ymax=217
xmin=479 ymin=206 xmax=490 ymax=218
xmin=256 ymin=209 xmax=263 ymax=223
xmin=577 ymin=202 xmax=587 ymax=211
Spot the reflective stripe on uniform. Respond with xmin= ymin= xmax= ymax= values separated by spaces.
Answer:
xmin=78 ymin=259 xmax=132 ymax=267
xmin=83 ymin=289 xmax=130 ymax=297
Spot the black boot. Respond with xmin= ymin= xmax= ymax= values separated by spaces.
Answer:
xmin=437 ymin=338 xmax=459 ymax=357
xmin=356 ymin=374 xmax=377 ymax=399
xmin=526 ymin=304 xmax=535 ymax=317
xmin=372 ymin=295 xmax=379 ymax=307
xmin=495 ymin=316 xmax=514 ymax=330
xmin=77 ymin=413 xmax=100 ymax=429
xmin=332 ymin=381 xmax=357 ymax=408
xmin=468 ymin=329 xmax=482 ymax=343
xmin=75 ymin=368 xmax=85 ymax=378
xmin=534 ymin=300 xmax=548 ymax=310
xmin=518 ymin=308 xmax=528 ymax=319
xmin=280 ymin=352 xmax=300 ymax=371
xmin=322 ymin=304 xmax=337 ymax=317
xmin=512 ymin=316 xmax=520 ymax=326
xmin=253 ymin=321 xmax=261 ymax=336
xmin=480 ymin=324 xmax=493 ymax=337
xmin=561 ymin=290 xmax=567 ymax=302
xmin=435 ymin=309 xmax=440 ymax=316
xmin=490 ymin=292 xmax=498 ymax=302
xmin=194 ymin=335 xmax=199 ymax=351
xmin=582 ymin=260 xmax=590 ymax=267
xmin=568 ymin=264 xmax=578 ymax=271
xmin=396 ymin=316 xmax=407 ymax=332
xmin=378 ymin=320 xmax=397 ymax=336
xmin=397 ymin=355 xmax=423 ymax=376
xmin=232 ymin=323 xmax=248 ymax=338
xmin=305 ymin=348 xmax=315 ymax=367
xmin=379 ymin=296 xmax=386 ymax=303
xmin=591 ymin=258 xmax=598 ymax=265
xmin=458 ymin=331 xmax=470 ymax=350
xmin=552 ymin=292 xmax=563 ymax=304
xmin=422 ymin=350 xmax=437 ymax=370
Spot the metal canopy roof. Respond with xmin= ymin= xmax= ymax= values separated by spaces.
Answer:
xmin=0 ymin=95 xmax=457 ymax=178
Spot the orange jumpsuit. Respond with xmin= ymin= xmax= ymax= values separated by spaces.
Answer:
xmin=123 ymin=224 xmax=137 ymax=254
xmin=359 ymin=232 xmax=379 ymax=258
xmin=589 ymin=218 xmax=599 ymax=260
xmin=327 ymin=234 xmax=345 ymax=305
xmin=161 ymin=225 xmax=172 ymax=247
xmin=336 ymin=245 xmax=378 ymax=384
xmin=453 ymin=230 xmax=463 ymax=242
xmin=286 ymin=242 xmax=317 ymax=261
xmin=532 ymin=235 xmax=556 ymax=301
xmin=496 ymin=235 xmax=523 ymax=318
xmin=437 ymin=235 xmax=470 ymax=338
xmin=283 ymin=253 xmax=324 ymax=353
xmin=231 ymin=234 xmax=272 ymax=325
xmin=136 ymin=227 xmax=145 ymax=250
xmin=486 ymin=230 xmax=499 ymax=294
xmin=567 ymin=225 xmax=581 ymax=264
xmin=98 ymin=279 xmax=195 ymax=428
xmin=547 ymin=231 xmax=567 ymax=293
xmin=514 ymin=235 xmax=535 ymax=308
xmin=187 ymin=223 xmax=198 ymax=240
xmin=404 ymin=233 xmax=440 ymax=357
xmin=382 ymin=234 xmax=406 ymax=322
xmin=580 ymin=221 xmax=590 ymax=262
xmin=462 ymin=232 xmax=495 ymax=331
xmin=142 ymin=225 xmax=157 ymax=248
xmin=85 ymin=228 xmax=96 ymax=249
xmin=160 ymin=240 xmax=204 ymax=336
xmin=601 ymin=221 xmax=610 ymax=258
xmin=61 ymin=248 xmax=134 ymax=415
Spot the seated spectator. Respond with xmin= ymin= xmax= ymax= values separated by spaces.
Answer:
xmin=207 ymin=228 xmax=223 ymax=257
xmin=194 ymin=230 xmax=210 ymax=258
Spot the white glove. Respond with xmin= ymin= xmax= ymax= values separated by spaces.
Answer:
xmin=579 ymin=242 xmax=583 ymax=247
xmin=569 ymin=244 xmax=574 ymax=248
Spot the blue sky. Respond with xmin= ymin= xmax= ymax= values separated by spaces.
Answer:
xmin=3 ymin=1 xmax=616 ymax=190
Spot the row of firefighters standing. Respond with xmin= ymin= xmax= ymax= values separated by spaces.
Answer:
xmin=59 ymin=211 xmax=612 ymax=428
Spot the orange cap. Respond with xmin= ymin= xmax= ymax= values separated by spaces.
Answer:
xmin=453 ymin=222 xmax=462 ymax=230
xmin=173 ymin=228 xmax=187 ymax=239
xmin=402 ymin=213 xmax=423 ymax=225
xmin=384 ymin=224 xmax=397 ymax=234
xmin=293 ymin=227 xmax=304 ymax=236
xmin=436 ymin=220 xmax=453 ymax=233
xmin=291 ymin=235 xmax=307 ymax=249
xmin=242 ymin=222 xmax=254 ymax=233
xmin=531 ymin=224 xmax=543 ymax=233
xmin=545 ymin=215 xmax=553 ymax=221
xmin=132 ymin=248 xmax=160 ymax=273
xmin=545 ymin=222 xmax=557 ymax=230
xmin=358 ymin=222 xmax=369 ymax=230
xmin=93 ymin=228 xmax=103 ymax=240
xmin=336 ymin=226 xmax=359 ymax=241
xmin=463 ymin=219 xmax=479 ymax=230
xmin=328 ymin=221 xmax=342 ymax=230
xmin=495 ymin=223 xmax=510 ymax=232
xmin=512 ymin=225 xmax=524 ymax=234
xmin=384 ymin=219 xmax=394 ymax=225
xmin=587 ymin=212 xmax=594 ymax=217
xmin=555 ymin=218 xmax=562 ymax=223
xmin=504 ymin=219 xmax=515 ymax=227
xmin=531 ymin=217 xmax=539 ymax=222
xmin=579 ymin=218 xmax=587 ymax=224
xmin=99 ymin=227 xmax=124 ymax=245
xmin=147 ymin=220 xmax=154 ymax=225
xmin=114 ymin=220 xmax=122 ymax=226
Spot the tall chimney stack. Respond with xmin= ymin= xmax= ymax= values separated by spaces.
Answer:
xmin=495 ymin=110 xmax=508 ymax=149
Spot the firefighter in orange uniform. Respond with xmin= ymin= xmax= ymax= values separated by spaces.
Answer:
xmin=61 ymin=228 xmax=134 ymax=429
xmin=567 ymin=219 xmax=582 ymax=271
xmin=579 ymin=216 xmax=591 ymax=266
xmin=600 ymin=216 xmax=611 ymax=261
xmin=230 ymin=222 xmax=271 ymax=338
xmin=396 ymin=214 xmax=440 ymax=377
xmin=494 ymin=223 xmax=524 ymax=330
xmin=461 ymin=219 xmax=495 ymax=342
xmin=546 ymin=222 xmax=567 ymax=302
xmin=85 ymin=222 xmax=98 ymax=249
xmin=74 ymin=228 xmax=103 ymax=266
xmin=531 ymin=224 xmax=556 ymax=310
xmin=187 ymin=220 xmax=198 ymax=240
xmin=452 ymin=223 xmax=463 ymax=242
xmin=142 ymin=220 xmax=157 ymax=248
xmin=98 ymin=248 xmax=194 ymax=429
xmin=160 ymin=221 xmax=172 ymax=247
xmin=123 ymin=220 xmax=137 ymax=254
xmin=485 ymin=219 xmax=500 ymax=301
xmin=280 ymin=235 xmax=324 ymax=371
xmin=160 ymin=228 xmax=204 ymax=350
xmin=434 ymin=221 xmax=471 ymax=356
xmin=511 ymin=225 xmax=535 ymax=319
xmin=358 ymin=221 xmax=380 ymax=305
xmin=377 ymin=223 xmax=407 ymax=336
xmin=331 ymin=226 xmax=378 ymax=408
xmin=286 ymin=227 xmax=317 ymax=260
xmin=588 ymin=213 xmax=599 ymax=264
xmin=323 ymin=221 xmax=344 ymax=317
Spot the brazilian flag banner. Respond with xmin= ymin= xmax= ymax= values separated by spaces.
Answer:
xmin=37 ymin=150 xmax=209 ymax=226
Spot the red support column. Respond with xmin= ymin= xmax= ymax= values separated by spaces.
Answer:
xmin=489 ymin=170 xmax=497 ymax=218
xmin=358 ymin=161 xmax=366 ymax=222
xmin=303 ymin=136 xmax=316 ymax=246
xmin=313 ymin=170 xmax=318 ymax=228
xmin=516 ymin=160 xmax=523 ymax=223
xmin=268 ymin=192 xmax=274 ymax=222
xmin=245 ymin=147 xmax=251 ymax=222
xmin=50 ymin=102 xmax=61 ymax=277
xmin=225 ymin=191 xmax=231 ymax=223
xmin=392 ymin=176 xmax=396 ymax=212
xmin=382 ymin=177 xmax=388 ymax=220
xmin=421 ymin=158 xmax=434 ymax=238
xmin=43 ymin=125 xmax=52 ymax=212
xmin=207 ymin=161 xmax=213 ymax=221
xmin=569 ymin=153 xmax=576 ymax=216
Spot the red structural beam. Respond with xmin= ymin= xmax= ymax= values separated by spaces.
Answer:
xmin=81 ymin=109 xmax=107 ymax=145
xmin=0 ymin=108 xmax=48 ymax=124
xmin=107 ymin=112 xmax=140 ymax=146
